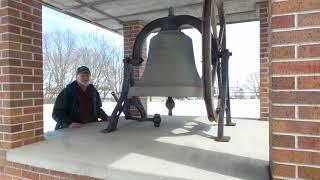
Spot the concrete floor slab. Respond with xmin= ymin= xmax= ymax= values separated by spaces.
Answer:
xmin=7 ymin=116 xmax=269 ymax=180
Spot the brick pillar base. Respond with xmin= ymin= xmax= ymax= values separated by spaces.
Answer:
xmin=259 ymin=1 xmax=270 ymax=121
xmin=270 ymin=0 xmax=320 ymax=179
xmin=123 ymin=20 xmax=147 ymax=116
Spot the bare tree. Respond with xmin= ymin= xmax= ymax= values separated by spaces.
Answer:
xmin=231 ymin=81 xmax=246 ymax=99
xmin=43 ymin=31 xmax=123 ymax=102
xmin=105 ymin=49 xmax=123 ymax=97
xmin=77 ymin=33 xmax=123 ymax=99
xmin=245 ymin=72 xmax=260 ymax=99
xmin=43 ymin=31 xmax=77 ymax=101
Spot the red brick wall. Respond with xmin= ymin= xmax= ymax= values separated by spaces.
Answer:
xmin=259 ymin=1 xmax=270 ymax=121
xmin=1 ymin=162 xmax=100 ymax=180
xmin=270 ymin=0 xmax=320 ymax=179
xmin=123 ymin=20 xmax=147 ymax=116
xmin=0 ymin=2 xmax=101 ymax=179
xmin=0 ymin=0 xmax=44 ymax=151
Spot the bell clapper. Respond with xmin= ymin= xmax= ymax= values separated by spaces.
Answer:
xmin=153 ymin=114 xmax=161 ymax=127
xmin=165 ymin=97 xmax=175 ymax=116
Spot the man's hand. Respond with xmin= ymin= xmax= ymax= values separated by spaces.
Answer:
xmin=68 ymin=122 xmax=81 ymax=128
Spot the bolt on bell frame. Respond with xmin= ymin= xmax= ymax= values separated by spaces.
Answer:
xmin=102 ymin=0 xmax=236 ymax=142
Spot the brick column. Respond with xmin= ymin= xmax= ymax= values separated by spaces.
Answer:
xmin=0 ymin=0 xmax=43 ymax=154
xmin=259 ymin=1 xmax=270 ymax=121
xmin=123 ymin=20 xmax=147 ymax=116
xmin=0 ymin=2 xmax=100 ymax=179
xmin=270 ymin=0 xmax=320 ymax=179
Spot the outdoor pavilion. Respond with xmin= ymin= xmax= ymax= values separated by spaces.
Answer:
xmin=0 ymin=0 xmax=319 ymax=179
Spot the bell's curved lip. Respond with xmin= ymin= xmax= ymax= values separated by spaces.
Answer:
xmin=128 ymin=85 xmax=203 ymax=97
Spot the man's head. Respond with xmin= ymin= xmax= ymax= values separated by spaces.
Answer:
xmin=76 ymin=66 xmax=91 ymax=87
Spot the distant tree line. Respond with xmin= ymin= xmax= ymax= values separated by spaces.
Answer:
xmin=230 ymin=72 xmax=260 ymax=99
xmin=43 ymin=31 xmax=260 ymax=103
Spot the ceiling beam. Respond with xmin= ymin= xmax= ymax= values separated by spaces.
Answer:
xmin=64 ymin=0 xmax=116 ymax=10
xmin=73 ymin=0 xmax=124 ymax=24
xmin=93 ymin=2 xmax=203 ymax=22
xmin=41 ymin=1 xmax=122 ymax=35
xmin=42 ymin=0 xmax=264 ymax=36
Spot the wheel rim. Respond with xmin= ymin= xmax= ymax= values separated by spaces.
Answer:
xmin=202 ymin=0 xmax=227 ymax=122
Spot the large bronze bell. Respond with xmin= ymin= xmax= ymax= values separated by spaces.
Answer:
xmin=105 ymin=6 xmax=236 ymax=142
xmin=128 ymin=30 xmax=203 ymax=97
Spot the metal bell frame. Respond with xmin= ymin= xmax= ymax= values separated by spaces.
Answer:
xmin=103 ymin=0 xmax=236 ymax=142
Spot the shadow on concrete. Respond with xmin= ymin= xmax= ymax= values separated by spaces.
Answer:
xmin=96 ymin=116 xmax=269 ymax=180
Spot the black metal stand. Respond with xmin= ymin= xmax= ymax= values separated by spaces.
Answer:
xmin=225 ymin=54 xmax=236 ymax=127
xmin=102 ymin=58 xmax=162 ymax=133
xmin=214 ymin=49 xmax=232 ymax=142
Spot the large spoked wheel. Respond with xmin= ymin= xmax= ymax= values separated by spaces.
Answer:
xmin=202 ymin=0 xmax=226 ymax=122
xmin=202 ymin=0 xmax=233 ymax=142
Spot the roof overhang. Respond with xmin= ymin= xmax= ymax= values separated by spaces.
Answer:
xmin=42 ymin=0 xmax=268 ymax=35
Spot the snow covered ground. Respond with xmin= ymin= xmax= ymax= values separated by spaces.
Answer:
xmin=44 ymin=99 xmax=260 ymax=132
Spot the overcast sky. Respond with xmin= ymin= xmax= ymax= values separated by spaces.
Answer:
xmin=43 ymin=6 xmax=259 ymax=87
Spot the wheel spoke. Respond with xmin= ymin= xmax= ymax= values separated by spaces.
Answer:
xmin=202 ymin=0 xmax=215 ymax=122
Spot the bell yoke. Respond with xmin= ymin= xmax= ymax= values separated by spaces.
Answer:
xmin=103 ymin=0 xmax=236 ymax=142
